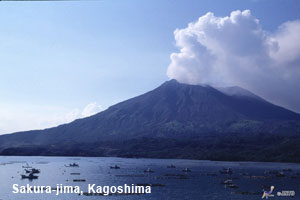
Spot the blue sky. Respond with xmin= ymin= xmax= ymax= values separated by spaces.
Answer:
xmin=0 ymin=0 xmax=300 ymax=134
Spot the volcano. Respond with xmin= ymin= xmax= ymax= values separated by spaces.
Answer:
xmin=1 ymin=80 xmax=300 ymax=162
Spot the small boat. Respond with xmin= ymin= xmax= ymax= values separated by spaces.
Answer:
xmin=70 ymin=173 xmax=81 ymax=175
xmin=25 ymin=168 xmax=40 ymax=174
xmin=182 ymin=168 xmax=191 ymax=172
xmin=221 ymin=179 xmax=233 ymax=185
xmin=110 ymin=165 xmax=120 ymax=169
xmin=66 ymin=163 xmax=79 ymax=167
xmin=73 ymin=179 xmax=86 ymax=182
xmin=220 ymin=168 xmax=233 ymax=174
xmin=144 ymin=168 xmax=154 ymax=173
xmin=21 ymin=172 xmax=38 ymax=180
xmin=226 ymin=184 xmax=239 ymax=189
xmin=276 ymin=172 xmax=285 ymax=177
xmin=22 ymin=163 xmax=32 ymax=168
xmin=167 ymin=164 xmax=176 ymax=168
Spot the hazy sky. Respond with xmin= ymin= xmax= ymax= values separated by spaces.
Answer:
xmin=0 ymin=0 xmax=300 ymax=134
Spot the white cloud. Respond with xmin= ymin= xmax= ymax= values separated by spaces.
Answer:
xmin=167 ymin=10 xmax=300 ymax=112
xmin=0 ymin=102 xmax=103 ymax=135
xmin=81 ymin=102 xmax=103 ymax=117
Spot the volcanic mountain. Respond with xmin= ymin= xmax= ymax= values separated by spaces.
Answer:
xmin=1 ymin=80 xmax=300 ymax=162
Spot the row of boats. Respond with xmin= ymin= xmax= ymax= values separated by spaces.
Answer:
xmin=109 ymin=164 xmax=192 ymax=173
xmin=21 ymin=166 xmax=40 ymax=180
xmin=21 ymin=162 xmax=80 ymax=180
xmin=220 ymin=168 xmax=238 ymax=189
xmin=219 ymin=168 xmax=296 ymax=191
xmin=65 ymin=163 xmax=79 ymax=167
xmin=21 ymin=162 xmax=230 ymax=180
xmin=221 ymin=179 xmax=238 ymax=189
xmin=67 ymin=163 xmax=189 ymax=173
xmin=110 ymin=165 xmax=291 ymax=177
xmin=144 ymin=167 xmax=191 ymax=173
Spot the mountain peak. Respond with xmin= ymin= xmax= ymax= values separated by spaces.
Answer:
xmin=163 ymin=80 xmax=265 ymax=102
xmin=216 ymin=86 xmax=265 ymax=101
xmin=1 ymin=80 xmax=300 ymax=161
xmin=161 ymin=79 xmax=181 ymax=87
xmin=1 ymin=79 xmax=300 ymax=143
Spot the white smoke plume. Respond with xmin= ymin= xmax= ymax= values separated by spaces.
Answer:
xmin=167 ymin=10 xmax=300 ymax=112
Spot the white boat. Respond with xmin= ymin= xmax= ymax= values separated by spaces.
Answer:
xmin=182 ymin=168 xmax=191 ymax=172
xmin=144 ymin=168 xmax=154 ymax=173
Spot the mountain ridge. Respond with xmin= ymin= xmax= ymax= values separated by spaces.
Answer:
xmin=1 ymin=79 xmax=300 ymax=162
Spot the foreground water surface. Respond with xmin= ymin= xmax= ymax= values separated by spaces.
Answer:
xmin=0 ymin=156 xmax=299 ymax=200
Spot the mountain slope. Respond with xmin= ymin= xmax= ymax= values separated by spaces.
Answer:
xmin=0 ymin=80 xmax=300 ymax=161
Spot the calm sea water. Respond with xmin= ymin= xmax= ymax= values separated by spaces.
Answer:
xmin=0 ymin=156 xmax=299 ymax=200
